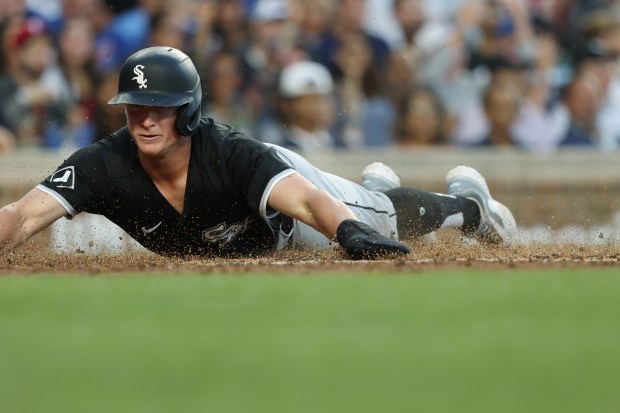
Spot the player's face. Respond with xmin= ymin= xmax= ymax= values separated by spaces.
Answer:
xmin=125 ymin=105 xmax=181 ymax=156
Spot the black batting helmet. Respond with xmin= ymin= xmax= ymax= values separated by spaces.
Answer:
xmin=108 ymin=46 xmax=202 ymax=136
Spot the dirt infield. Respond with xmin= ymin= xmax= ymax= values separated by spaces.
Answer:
xmin=1 ymin=230 xmax=618 ymax=275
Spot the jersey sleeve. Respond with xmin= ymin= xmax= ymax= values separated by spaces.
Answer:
xmin=219 ymin=134 xmax=294 ymax=217
xmin=36 ymin=146 xmax=108 ymax=217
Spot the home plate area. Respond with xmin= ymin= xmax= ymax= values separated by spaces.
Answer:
xmin=1 ymin=223 xmax=618 ymax=275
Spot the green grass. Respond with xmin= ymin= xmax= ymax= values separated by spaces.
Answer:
xmin=1 ymin=268 xmax=619 ymax=413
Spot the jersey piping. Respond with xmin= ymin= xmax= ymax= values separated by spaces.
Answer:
xmin=35 ymin=185 xmax=77 ymax=217
xmin=259 ymin=168 xmax=296 ymax=217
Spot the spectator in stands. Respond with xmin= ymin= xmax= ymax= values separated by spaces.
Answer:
xmin=451 ymin=0 xmax=537 ymax=145
xmin=356 ymin=50 xmax=417 ymax=147
xmin=295 ymin=0 xmax=334 ymax=63
xmin=392 ymin=0 xmax=428 ymax=66
xmin=243 ymin=0 xmax=305 ymax=136
xmin=508 ymin=25 xmax=614 ymax=152
xmin=524 ymin=36 xmax=616 ymax=150
xmin=449 ymin=1 xmax=569 ymax=150
xmin=473 ymin=80 xmax=522 ymax=147
xmin=190 ymin=0 xmax=245 ymax=74
xmin=0 ymin=17 xmax=67 ymax=148
xmin=148 ymin=8 xmax=187 ymax=52
xmin=55 ymin=16 xmax=98 ymax=148
xmin=202 ymin=50 xmax=256 ymax=135
xmin=211 ymin=0 xmax=251 ymax=55
xmin=559 ymin=68 xmax=605 ymax=147
xmin=331 ymin=31 xmax=373 ymax=148
xmin=244 ymin=0 xmax=297 ymax=75
xmin=467 ymin=0 xmax=536 ymax=70
xmin=0 ymin=13 xmax=22 ymax=84
xmin=314 ymin=0 xmax=391 ymax=76
xmin=90 ymin=0 xmax=149 ymax=73
xmin=0 ymin=15 xmax=23 ymax=150
xmin=266 ymin=60 xmax=337 ymax=152
xmin=577 ymin=7 xmax=620 ymax=150
xmin=392 ymin=0 xmax=485 ymax=146
xmin=509 ymin=30 xmax=567 ymax=152
xmin=393 ymin=86 xmax=449 ymax=147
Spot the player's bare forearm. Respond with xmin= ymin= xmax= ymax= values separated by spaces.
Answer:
xmin=0 ymin=188 xmax=67 ymax=255
xmin=295 ymin=188 xmax=357 ymax=239
xmin=268 ymin=173 xmax=357 ymax=240
xmin=0 ymin=203 xmax=27 ymax=254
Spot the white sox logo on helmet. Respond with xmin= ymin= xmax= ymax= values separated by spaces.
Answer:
xmin=132 ymin=65 xmax=147 ymax=89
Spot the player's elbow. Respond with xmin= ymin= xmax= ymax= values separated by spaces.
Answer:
xmin=0 ymin=200 xmax=43 ymax=251
xmin=1 ymin=203 xmax=24 ymax=225
xmin=0 ymin=203 xmax=24 ymax=250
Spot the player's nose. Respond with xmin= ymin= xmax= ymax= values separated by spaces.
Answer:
xmin=139 ymin=108 xmax=158 ymax=126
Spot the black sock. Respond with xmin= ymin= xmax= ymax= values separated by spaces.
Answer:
xmin=455 ymin=196 xmax=481 ymax=234
xmin=384 ymin=187 xmax=480 ymax=238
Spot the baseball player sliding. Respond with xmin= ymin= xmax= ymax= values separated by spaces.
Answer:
xmin=0 ymin=47 xmax=516 ymax=260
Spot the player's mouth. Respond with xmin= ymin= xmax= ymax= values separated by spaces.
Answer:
xmin=138 ymin=134 xmax=160 ymax=140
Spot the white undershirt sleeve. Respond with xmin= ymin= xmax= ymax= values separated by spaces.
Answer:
xmin=35 ymin=184 xmax=77 ymax=217
xmin=258 ymin=168 xmax=296 ymax=217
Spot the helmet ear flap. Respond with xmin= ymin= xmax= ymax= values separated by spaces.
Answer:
xmin=175 ymin=101 xmax=201 ymax=136
xmin=174 ymin=73 xmax=202 ymax=136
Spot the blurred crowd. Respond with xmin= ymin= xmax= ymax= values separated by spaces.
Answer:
xmin=2 ymin=0 xmax=620 ymax=154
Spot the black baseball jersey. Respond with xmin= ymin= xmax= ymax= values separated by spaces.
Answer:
xmin=37 ymin=118 xmax=295 ymax=257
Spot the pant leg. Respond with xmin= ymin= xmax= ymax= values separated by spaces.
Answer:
xmin=269 ymin=145 xmax=399 ymax=249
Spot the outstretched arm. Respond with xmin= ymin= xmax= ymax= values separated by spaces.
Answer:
xmin=0 ymin=187 xmax=68 ymax=255
xmin=267 ymin=173 xmax=356 ymax=239
xmin=267 ymin=173 xmax=410 ymax=259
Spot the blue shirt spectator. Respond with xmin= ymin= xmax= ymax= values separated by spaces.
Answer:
xmin=93 ymin=6 xmax=149 ymax=73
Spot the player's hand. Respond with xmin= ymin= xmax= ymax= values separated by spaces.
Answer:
xmin=336 ymin=219 xmax=410 ymax=260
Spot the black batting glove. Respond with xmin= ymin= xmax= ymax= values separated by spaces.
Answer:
xmin=336 ymin=219 xmax=411 ymax=260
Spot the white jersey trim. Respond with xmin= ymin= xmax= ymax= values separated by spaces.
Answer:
xmin=259 ymin=168 xmax=296 ymax=217
xmin=35 ymin=184 xmax=77 ymax=217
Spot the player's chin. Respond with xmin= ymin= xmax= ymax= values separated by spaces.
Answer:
xmin=136 ymin=141 xmax=165 ymax=157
